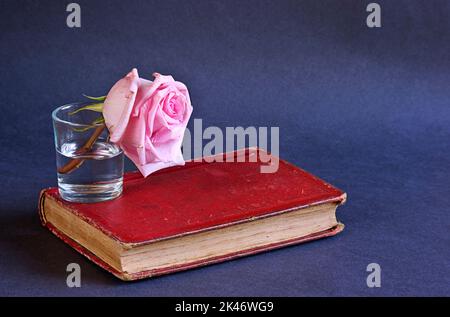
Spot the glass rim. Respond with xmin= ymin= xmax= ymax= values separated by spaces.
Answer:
xmin=52 ymin=102 xmax=105 ymax=127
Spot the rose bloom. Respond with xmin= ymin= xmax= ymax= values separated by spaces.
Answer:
xmin=103 ymin=69 xmax=193 ymax=177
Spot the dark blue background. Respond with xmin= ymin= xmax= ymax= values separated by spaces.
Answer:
xmin=1 ymin=0 xmax=449 ymax=296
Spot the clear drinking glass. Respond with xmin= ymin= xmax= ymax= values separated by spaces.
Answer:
xmin=52 ymin=103 xmax=124 ymax=203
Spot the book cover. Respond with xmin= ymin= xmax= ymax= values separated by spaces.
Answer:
xmin=39 ymin=148 xmax=346 ymax=280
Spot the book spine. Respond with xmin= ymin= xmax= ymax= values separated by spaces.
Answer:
xmin=38 ymin=190 xmax=128 ymax=280
xmin=38 ymin=188 xmax=49 ymax=226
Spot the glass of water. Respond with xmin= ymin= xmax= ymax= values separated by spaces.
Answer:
xmin=52 ymin=103 xmax=124 ymax=203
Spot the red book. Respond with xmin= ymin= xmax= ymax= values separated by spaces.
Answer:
xmin=39 ymin=148 xmax=346 ymax=281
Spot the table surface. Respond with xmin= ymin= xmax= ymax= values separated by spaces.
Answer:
xmin=1 ymin=0 xmax=449 ymax=296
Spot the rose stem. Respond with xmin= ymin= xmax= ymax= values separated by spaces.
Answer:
xmin=58 ymin=124 xmax=106 ymax=174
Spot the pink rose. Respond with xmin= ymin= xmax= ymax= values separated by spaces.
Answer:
xmin=103 ymin=68 xmax=193 ymax=177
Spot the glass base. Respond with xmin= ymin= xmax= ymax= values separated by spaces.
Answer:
xmin=58 ymin=177 xmax=123 ymax=203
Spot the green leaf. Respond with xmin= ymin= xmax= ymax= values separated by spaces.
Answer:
xmin=69 ymin=102 xmax=104 ymax=115
xmin=72 ymin=116 xmax=105 ymax=132
xmin=92 ymin=116 xmax=105 ymax=124
xmin=73 ymin=125 xmax=96 ymax=132
xmin=82 ymin=94 xmax=107 ymax=101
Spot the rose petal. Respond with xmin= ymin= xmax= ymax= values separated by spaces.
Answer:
xmin=138 ymin=160 xmax=184 ymax=178
xmin=103 ymin=68 xmax=140 ymax=143
xmin=132 ymin=73 xmax=175 ymax=111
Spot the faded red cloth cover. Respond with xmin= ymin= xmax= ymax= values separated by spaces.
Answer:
xmin=39 ymin=149 xmax=346 ymax=280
